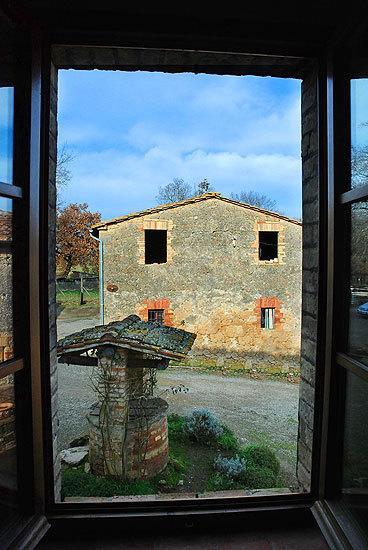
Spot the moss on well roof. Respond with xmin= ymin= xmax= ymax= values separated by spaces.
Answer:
xmin=57 ymin=315 xmax=196 ymax=361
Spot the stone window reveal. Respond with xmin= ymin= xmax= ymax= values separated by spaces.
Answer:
xmin=251 ymin=221 xmax=286 ymax=265
xmin=259 ymin=231 xmax=278 ymax=261
xmin=145 ymin=229 xmax=167 ymax=264
xmin=261 ymin=307 xmax=275 ymax=329
xmin=148 ymin=309 xmax=165 ymax=324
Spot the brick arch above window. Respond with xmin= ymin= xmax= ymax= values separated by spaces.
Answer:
xmin=138 ymin=298 xmax=174 ymax=326
xmin=254 ymin=296 xmax=284 ymax=330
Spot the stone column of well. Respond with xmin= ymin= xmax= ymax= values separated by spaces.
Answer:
xmin=90 ymin=347 xmax=130 ymax=478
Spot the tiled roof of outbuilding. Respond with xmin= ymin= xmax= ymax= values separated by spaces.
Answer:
xmin=57 ymin=315 xmax=196 ymax=360
xmin=92 ymin=192 xmax=301 ymax=232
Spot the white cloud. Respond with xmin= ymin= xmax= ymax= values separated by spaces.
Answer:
xmin=62 ymin=146 xmax=301 ymax=219
xmin=58 ymin=71 xmax=302 ymax=219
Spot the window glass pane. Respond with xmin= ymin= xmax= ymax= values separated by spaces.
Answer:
xmin=0 ymin=87 xmax=14 ymax=185
xmin=0 ymin=198 xmax=13 ymax=363
xmin=349 ymin=201 xmax=368 ymax=366
xmin=351 ymin=79 xmax=368 ymax=189
xmin=0 ymin=374 xmax=18 ymax=524
xmin=342 ymin=371 xmax=368 ymax=538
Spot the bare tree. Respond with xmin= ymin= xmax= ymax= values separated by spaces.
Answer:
xmin=194 ymin=178 xmax=213 ymax=195
xmin=156 ymin=178 xmax=193 ymax=204
xmin=351 ymin=145 xmax=368 ymax=188
xmin=56 ymin=143 xmax=75 ymax=208
xmin=156 ymin=177 xmax=215 ymax=204
xmin=231 ymin=190 xmax=277 ymax=212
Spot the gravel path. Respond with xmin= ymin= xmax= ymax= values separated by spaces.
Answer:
xmin=57 ymin=316 xmax=300 ymax=486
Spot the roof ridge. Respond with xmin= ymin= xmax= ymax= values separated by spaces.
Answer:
xmin=92 ymin=193 xmax=302 ymax=231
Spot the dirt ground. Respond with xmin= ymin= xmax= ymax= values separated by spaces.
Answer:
xmin=57 ymin=313 xmax=300 ymax=487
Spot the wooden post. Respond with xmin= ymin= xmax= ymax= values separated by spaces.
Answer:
xmin=80 ymin=273 xmax=84 ymax=305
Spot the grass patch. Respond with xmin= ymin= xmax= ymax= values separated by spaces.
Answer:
xmin=158 ymin=441 xmax=188 ymax=489
xmin=167 ymin=413 xmax=188 ymax=443
xmin=62 ymin=466 xmax=154 ymax=498
xmin=57 ymin=288 xmax=99 ymax=308
xmin=170 ymin=358 xmax=300 ymax=383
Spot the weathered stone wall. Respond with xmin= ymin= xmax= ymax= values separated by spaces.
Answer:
xmin=0 ymin=375 xmax=16 ymax=456
xmin=48 ymin=61 xmax=61 ymax=500
xmin=100 ymin=197 xmax=302 ymax=367
xmin=0 ymin=210 xmax=13 ymax=362
xmin=297 ymin=66 xmax=319 ymax=491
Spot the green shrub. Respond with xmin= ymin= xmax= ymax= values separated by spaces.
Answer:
xmin=239 ymin=445 xmax=280 ymax=476
xmin=216 ymin=426 xmax=239 ymax=452
xmin=185 ymin=408 xmax=223 ymax=445
xmin=243 ymin=465 xmax=277 ymax=489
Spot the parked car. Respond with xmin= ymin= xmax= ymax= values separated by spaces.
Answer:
xmin=357 ymin=302 xmax=368 ymax=316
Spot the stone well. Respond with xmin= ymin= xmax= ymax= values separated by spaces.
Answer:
xmin=57 ymin=315 xmax=196 ymax=481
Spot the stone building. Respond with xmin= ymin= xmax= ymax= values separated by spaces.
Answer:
xmin=92 ymin=193 xmax=302 ymax=368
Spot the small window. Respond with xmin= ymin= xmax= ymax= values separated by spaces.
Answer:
xmin=148 ymin=309 xmax=165 ymax=324
xmin=145 ymin=230 xmax=167 ymax=264
xmin=261 ymin=307 xmax=275 ymax=329
xmin=259 ymin=231 xmax=278 ymax=261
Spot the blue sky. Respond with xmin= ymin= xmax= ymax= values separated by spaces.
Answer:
xmin=58 ymin=70 xmax=302 ymax=220
xmin=0 ymin=87 xmax=14 ymax=185
xmin=351 ymin=79 xmax=368 ymax=148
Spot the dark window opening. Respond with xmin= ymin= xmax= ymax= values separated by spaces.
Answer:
xmin=145 ymin=230 xmax=167 ymax=264
xmin=148 ymin=309 xmax=165 ymax=324
xmin=259 ymin=231 xmax=278 ymax=261
xmin=261 ymin=307 xmax=275 ymax=329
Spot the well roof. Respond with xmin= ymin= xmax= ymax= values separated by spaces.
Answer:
xmin=92 ymin=192 xmax=301 ymax=233
xmin=57 ymin=315 xmax=196 ymax=361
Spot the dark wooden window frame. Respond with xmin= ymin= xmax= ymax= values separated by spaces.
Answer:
xmin=3 ymin=6 xmax=368 ymax=547
xmin=0 ymin=41 xmax=51 ymax=547
xmin=311 ymin=25 xmax=368 ymax=549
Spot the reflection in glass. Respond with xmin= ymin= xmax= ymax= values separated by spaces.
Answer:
xmin=342 ymin=372 xmax=368 ymax=539
xmin=0 ymin=87 xmax=14 ymax=184
xmin=0 ymin=198 xmax=13 ymax=363
xmin=349 ymin=202 xmax=368 ymax=366
xmin=0 ymin=374 xmax=18 ymax=525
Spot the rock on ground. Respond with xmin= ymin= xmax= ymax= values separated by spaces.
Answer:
xmin=60 ymin=446 xmax=89 ymax=467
